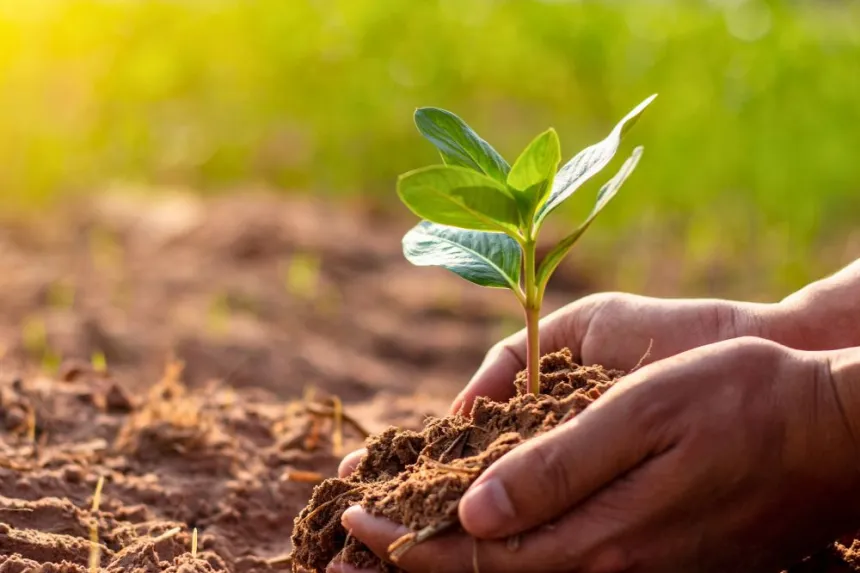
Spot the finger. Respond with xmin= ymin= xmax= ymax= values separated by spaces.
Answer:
xmin=341 ymin=506 xmax=491 ymax=573
xmin=326 ymin=563 xmax=376 ymax=573
xmin=338 ymin=449 xmax=367 ymax=478
xmin=459 ymin=365 xmax=678 ymax=538
xmin=342 ymin=463 xmax=678 ymax=573
xmin=450 ymin=307 xmax=581 ymax=415
xmin=450 ymin=335 xmax=525 ymax=415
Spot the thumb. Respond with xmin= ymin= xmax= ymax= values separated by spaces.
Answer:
xmin=450 ymin=304 xmax=584 ymax=415
xmin=458 ymin=369 xmax=673 ymax=538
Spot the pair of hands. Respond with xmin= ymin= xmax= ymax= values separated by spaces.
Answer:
xmin=332 ymin=292 xmax=860 ymax=573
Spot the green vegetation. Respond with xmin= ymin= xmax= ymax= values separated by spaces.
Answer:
xmin=399 ymin=97 xmax=652 ymax=394
xmin=1 ymin=1 xmax=858 ymax=294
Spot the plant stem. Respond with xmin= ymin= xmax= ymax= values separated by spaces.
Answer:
xmin=522 ymin=240 xmax=541 ymax=396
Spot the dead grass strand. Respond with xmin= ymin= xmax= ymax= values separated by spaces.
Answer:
xmin=388 ymin=519 xmax=456 ymax=563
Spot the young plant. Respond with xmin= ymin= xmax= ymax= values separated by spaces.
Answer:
xmin=398 ymin=95 xmax=656 ymax=396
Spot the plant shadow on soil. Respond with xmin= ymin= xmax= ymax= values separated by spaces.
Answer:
xmin=0 ymin=192 xmax=856 ymax=572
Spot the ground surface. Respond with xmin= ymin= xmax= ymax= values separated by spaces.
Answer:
xmin=1 ymin=192 xmax=855 ymax=572
xmin=0 ymin=192 xmax=587 ymax=571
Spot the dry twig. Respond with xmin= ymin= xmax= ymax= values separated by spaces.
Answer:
xmin=388 ymin=519 xmax=456 ymax=562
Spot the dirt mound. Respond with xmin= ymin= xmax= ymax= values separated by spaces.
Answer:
xmin=292 ymin=350 xmax=860 ymax=573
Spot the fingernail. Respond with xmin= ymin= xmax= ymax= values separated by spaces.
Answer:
xmin=459 ymin=478 xmax=515 ymax=536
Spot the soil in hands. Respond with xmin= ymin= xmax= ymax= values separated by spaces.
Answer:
xmin=291 ymin=349 xmax=623 ymax=572
xmin=292 ymin=349 xmax=860 ymax=573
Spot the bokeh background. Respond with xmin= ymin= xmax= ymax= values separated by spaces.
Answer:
xmin=4 ymin=3 xmax=860 ymax=569
xmin=1 ymin=0 xmax=859 ymax=299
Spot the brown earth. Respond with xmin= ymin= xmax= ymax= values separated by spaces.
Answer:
xmin=0 ymin=191 xmax=857 ymax=572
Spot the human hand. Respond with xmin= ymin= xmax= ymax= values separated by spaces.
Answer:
xmin=336 ymin=338 xmax=860 ymax=572
xmin=337 ymin=293 xmax=779 ymax=482
xmin=451 ymin=292 xmax=780 ymax=414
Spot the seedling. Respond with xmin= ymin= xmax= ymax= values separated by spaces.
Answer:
xmin=91 ymin=350 xmax=107 ymax=373
xmin=21 ymin=316 xmax=60 ymax=374
xmin=398 ymin=95 xmax=656 ymax=395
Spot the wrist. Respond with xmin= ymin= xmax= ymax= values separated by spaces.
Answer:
xmin=768 ymin=272 xmax=860 ymax=351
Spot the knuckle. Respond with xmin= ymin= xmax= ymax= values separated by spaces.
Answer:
xmin=523 ymin=441 xmax=574 ymax=510
xmin=580 ymin=291 xmax=627 ymax=313
xmin=725 ymin=336 xmax=787 ymax=364
xmin=489 ymin=338 xmax=518 ymax=363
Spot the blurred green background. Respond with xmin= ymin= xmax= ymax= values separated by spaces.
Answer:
xmin=1 ymin=0 xmax=858 ymax=298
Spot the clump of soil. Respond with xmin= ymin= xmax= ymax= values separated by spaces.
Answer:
xmin=291 ymin=349 xmax=621 ymax=572
xmin=292 ymin=349 xmax=860 ymax=573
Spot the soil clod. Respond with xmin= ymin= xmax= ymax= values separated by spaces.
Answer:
xmin=291 ymin=349 xmax=621 ymax=572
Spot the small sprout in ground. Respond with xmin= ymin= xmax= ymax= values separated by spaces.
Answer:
xmin=281 ymin=252 xmax=321 ymax=300
xmin=22 ymin=316 xmax=61 ymax=374
xmin=22 ymin=316 xmax=46 ymax=358
xmin=47 ymin=278 xmax=76 ymax=309
xmin=89 ymin=475 xmax=105 ymax=573
xmin=92 ymin=475 xmax=105 ymax=512
xmin=25 ymin=407 xmax=36 ymax=444
xmin=399 ymin=95 xmax=656 ymax=394
xmin=91 ymin=350 xmax=107 ymax=373
xmin=206 ymin=293 xmax=232 ymax=336
xmin=192 ymin=527 xmax=198 ymax=558
xmin=88 ymin=226 xmax=124 ymax=273
xmin=331 ymin=395 xmax=344 ymax=456
xmin=152 ymin=526 xmax=183 ymax=543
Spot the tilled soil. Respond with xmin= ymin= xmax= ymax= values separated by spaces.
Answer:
xmin=0 ymin=356 xmax=344 ymax=572
xmin=1 ymin=191 xmax=857 ymax=572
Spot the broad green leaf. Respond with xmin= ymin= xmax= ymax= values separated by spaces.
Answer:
xmin=535 ymin=94 xmax=656 ymax=227
xmin=397 ymin=165 xmax=522 ymax=236
xmin=507 ymin=128 xmax=561 ymax=224
xmin=414 ymin=107 xmax=510 ymax=182
xmin=402 ymin=221 xmax=522 ymax=290
xmin=537 ymin=147 xmax=644 ymax=288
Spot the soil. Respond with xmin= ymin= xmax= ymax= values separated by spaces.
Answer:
xmin=0 ymin=191 xmax=857 ymax=572
xmin=292 ymin=349 xmax=860 ymax=573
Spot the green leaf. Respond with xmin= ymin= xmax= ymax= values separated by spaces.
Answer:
xmin=506 ymin=128 xmax=561 ymax=224
xmin=397 ymin=165 xmax=522 ymax=236
xmin=402 ymin=221 xmax=522 ymax=290
xmin=537 ymin=147 xmax=644 ymax=288
xmin=535 ymin=94 xmax=656 ymax=227
xmin=414 ymin=107 xmax=510 ymax=182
